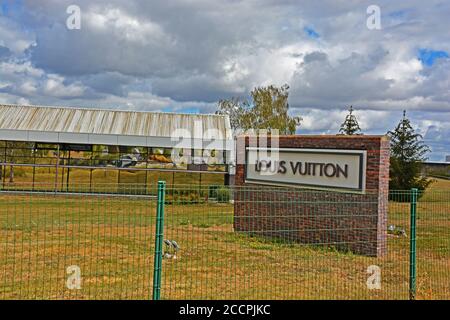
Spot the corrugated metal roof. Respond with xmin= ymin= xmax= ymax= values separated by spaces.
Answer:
xmin=0 ymin=104 xmax=232 ymax=140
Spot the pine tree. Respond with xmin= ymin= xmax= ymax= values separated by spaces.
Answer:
xmin=388 ymin=110 xmax=432 ymax=195
xmin=339 ymin=106 xmax=362 ymax=135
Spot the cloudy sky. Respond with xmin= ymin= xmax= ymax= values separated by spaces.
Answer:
xmin=0 ymin=0 xmax=449 ymax=160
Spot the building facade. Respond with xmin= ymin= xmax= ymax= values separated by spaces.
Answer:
xmin=0 ymin=104 xmax=233 ymax=193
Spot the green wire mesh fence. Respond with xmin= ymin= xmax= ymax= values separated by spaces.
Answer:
xmin=162 ymin=186 xmax=407 ymax=300
xmin=0 ymin=183 xmax=158 ymax=299
xmin=416 ymin=189 xmax=450 ymax=299
xmin=0 ymin=183 xmax=449 ymax=299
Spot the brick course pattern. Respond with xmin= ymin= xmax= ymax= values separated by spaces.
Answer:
xmin=234 ymin=135 xmax=390 ymax=257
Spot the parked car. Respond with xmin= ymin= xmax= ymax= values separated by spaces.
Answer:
xmin=116 ymin=155 xmax=138 ymax=168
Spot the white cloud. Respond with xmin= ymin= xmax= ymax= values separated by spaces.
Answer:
xmin=85 ymin=7 xmax=170 ymax=44
xmin=0 ymin=60 xmax=86 ymax=99
xmin=18 ymin=81 xmax=38 ymax=95
xmin=0 ymin=17 xmax=35 ymax=54
xmin=298 ymin=108 xmax=391 ymax=133
xmin=43 ymin=75 xmax=86 ymax=97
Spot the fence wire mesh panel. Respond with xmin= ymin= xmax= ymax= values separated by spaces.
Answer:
xmin=388 ymin=190 xmax=416 ymax=299
xmin=416 ymin=190 xmax=450 ymax=299
xmin=161 ymin=186 xmax=413 ymax=300
xmin=0 ymin=183 xmax=157 ymax=300
xmin=0 ymin=182 xmax=449 ymax=300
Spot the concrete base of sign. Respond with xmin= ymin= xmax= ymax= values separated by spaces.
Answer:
xmin=234 ymin=135 xmax=390 ymax=257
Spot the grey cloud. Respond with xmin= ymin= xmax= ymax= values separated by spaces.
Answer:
xmin=290 ymin=50 xmax=393 ymax=107
xmin=78 ymin=72 xmax=138 ymax=97
xmin=151 ymin=74 xmax=243 ymax=103
xmin=0 ymin=46 xmax=12 ymax=60
xmin=6 ymin=0 xmax=447 ymax=112
xmin=303 ymin=51 xmax=327 ymax=63
xmin=0 ymin=0 xmax=448 ymax=160
xmin=28 ymin=0 xmax=285 ymax=78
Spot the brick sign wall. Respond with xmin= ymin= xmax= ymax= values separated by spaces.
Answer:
xmin=234 ymin=135 xmax=390 ymax=257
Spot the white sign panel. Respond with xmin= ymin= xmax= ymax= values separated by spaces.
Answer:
xmin=245 ymin=148 xmax=366 ymax=191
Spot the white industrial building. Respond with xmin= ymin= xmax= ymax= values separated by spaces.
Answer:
xmin=0 ymin=104 xmax=233 ymax=193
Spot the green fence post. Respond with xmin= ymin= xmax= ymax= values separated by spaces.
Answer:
xmin=152 ymin=181 xmax=166 ymax=300
xmin=409 ymin=188 xmax=418 ymax=300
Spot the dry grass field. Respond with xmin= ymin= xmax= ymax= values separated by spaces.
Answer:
xmin=0 ymin=179 xmax=449 ymax=299
xmin=1 ymin=166 xmax=225 ymax=193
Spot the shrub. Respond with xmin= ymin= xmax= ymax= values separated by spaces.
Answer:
xmin=208 ymin=185 xmax=220 ymax=199
xmin=216 ymin=187 xmax=231 ymax=203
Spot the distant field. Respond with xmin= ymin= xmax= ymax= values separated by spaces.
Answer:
xmin=0 ymin=179 xmax=449 ymax=299
xmin=0 ymin=166 xmax=225 ymax=193
xmin=422 ymin=178 xmax=450 ymax=193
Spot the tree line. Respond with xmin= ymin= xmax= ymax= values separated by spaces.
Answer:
xmin=216 ymin=84 xmax=432 ymax=193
